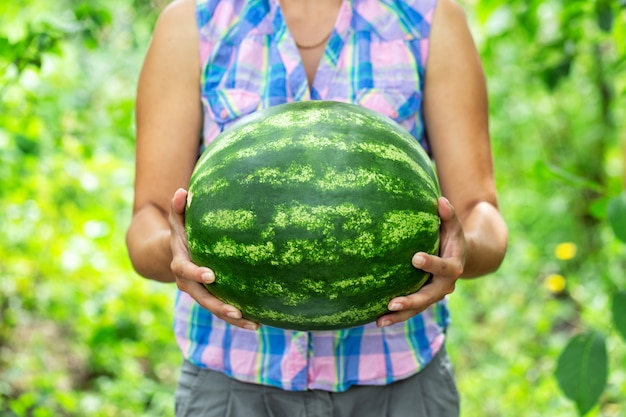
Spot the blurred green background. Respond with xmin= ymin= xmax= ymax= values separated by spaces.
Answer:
xmin=1 ymin=0 xmax=625 ymax=416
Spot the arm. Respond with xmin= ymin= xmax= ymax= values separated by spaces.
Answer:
xmin=377 ymin=0 xmax=508 ymax=327
xmin=424 ymin=0 xmax=507 ymax=279
xmin=126 ymin=0 xmax=201 ymax=282
xmin=125 ymin=0 xmax=259 ymax=330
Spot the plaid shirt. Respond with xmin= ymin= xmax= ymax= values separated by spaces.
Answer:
xmin=174 ymin=0 xmax=448 ymax=392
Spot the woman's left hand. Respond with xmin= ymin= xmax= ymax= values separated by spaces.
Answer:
xmin=376 ymin=197 xmax=466 ymax=328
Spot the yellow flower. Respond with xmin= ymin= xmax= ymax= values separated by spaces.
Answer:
xmin=544 ymin=273 xmax=567 ymax=294
xmin=555 ymin=242 xmax=577 ymax=260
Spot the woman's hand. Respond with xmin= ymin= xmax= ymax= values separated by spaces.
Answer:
xmin=169 ymin=188 xmax=260 ymax=331
xmin=376 ymin=197 xmax=466 ymax=328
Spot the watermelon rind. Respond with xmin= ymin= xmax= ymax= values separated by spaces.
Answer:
xmin=186 ymin=101 xmax=440 ymax=331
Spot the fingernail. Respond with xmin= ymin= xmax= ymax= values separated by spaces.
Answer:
xmin=226 ymin=311 xmax=241 ymax=319
xmin=201 ymin=272 xmax=214 ymax=284
xmin=413 ymin=255 xmax=425 ymax=267
xmin=244 ymin=323 xmax=259 ymax=331
xmin=389 ymin=302 xmax=402 ymax=311
xmin=378 ymin=320 xmax=391 ymax=328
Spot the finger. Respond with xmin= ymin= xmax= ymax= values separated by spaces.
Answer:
xmin=177 ymin=279 xmax=260 ymax=331
xmin=388 ymin=276 xmax=456 ymax=313
xmin=437 ymin=198 xmax=464 ymax=245
xmin=376 ymin=309 xmax=419 ymax=328
xmin=169 ymin=188 xmax=188 ymax=232
xmin=169 ymin=189 xmax=189 ymax=255
xmin=412 ymin=252 xmax=463 ymax=279
xmin=171 ymin=256 xmax=215 ymax=284
xmin=437 ymin=196 xmax=456 ymax=223
xmin=169 ymin=217 xmax=214 ymax=285
xmin=377 ymin=277 xmax=456 ymax=327
xmin=169 ymin=188 xmax=206 ymax=282
xmin=171 ymin=188 xmax=188 ymax=215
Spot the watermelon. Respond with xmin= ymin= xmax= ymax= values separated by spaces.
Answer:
xmin=185 ymin=101 xmax=440 ymax=331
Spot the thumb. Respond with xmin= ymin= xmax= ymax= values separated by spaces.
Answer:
xmin=171 ymin=188 xmax=188 ymax=217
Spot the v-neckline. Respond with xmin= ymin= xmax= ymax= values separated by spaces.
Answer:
xmin=273 ymin=0 xmax=351 ymax=101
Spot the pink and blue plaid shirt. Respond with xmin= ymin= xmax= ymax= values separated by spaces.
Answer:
xmin=174 ymin=0 xmax=449 ymax=392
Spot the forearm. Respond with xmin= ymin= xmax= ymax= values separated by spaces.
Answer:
xmin=126 ymin=205 xmax=176 ymax=282
xmin=459 ymin=201 xmax=508 ymax=278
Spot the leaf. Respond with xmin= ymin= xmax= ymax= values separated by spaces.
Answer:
xmin=555 ymin=330 xmax=608 ymax=416
xmin=542 ymin=57 xmax=574 ymax=90
xmin=607 ymin=192 xmax=626 ymax=242
xmin=595 ymin=0 xmax=614 ymax=33
xmin=545 ymin=162 xmax=604 ymax=193
xmin=613 ymin=291 xmax=626 ymax=343
xmin=587 ymin=196 xmax=608 ymax=221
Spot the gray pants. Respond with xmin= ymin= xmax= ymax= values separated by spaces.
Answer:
xmin=175 ymin=347 xmax=459 ymax=417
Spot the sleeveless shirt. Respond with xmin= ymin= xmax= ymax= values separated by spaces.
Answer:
xmin=174 ymin=0 xmax=448 ymax=392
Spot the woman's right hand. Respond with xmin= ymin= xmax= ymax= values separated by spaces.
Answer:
xmin=169 ymin=188 xmax=260 ymax=331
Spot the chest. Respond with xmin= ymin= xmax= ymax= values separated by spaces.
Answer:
xmin=298 ymin=48 xmax=326 ymax=87
xmin=197 ymin=0 xmax=432 ymax=148
xmin=279 ymin=0 xmax=342 ymax=87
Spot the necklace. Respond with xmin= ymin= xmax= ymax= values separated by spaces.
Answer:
xmin=295 ymin=31 xmax=332 ymax=50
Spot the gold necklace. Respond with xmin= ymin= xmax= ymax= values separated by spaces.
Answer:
xmin=295 ymin=31 xmax=332 ymax=50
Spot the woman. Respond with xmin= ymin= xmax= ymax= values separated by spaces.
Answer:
xmin=126 ymin=0 xmax=508 ymax=415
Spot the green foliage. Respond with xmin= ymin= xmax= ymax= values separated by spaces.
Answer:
xmin=452 ymin=0 xmax=626 ymax=415
xmin=0 ymin=1 xmax=178 ymax=416
xmin=555 ymin=331 xmax=608 ymax=416
xmin=607 ymin=192 xmax=626 ymax=242
xmin=0 ymin=0 xmax=625 ymax=416
xmin=613 ymin=291 xmax=626 ymax=343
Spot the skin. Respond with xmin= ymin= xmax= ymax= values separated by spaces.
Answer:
xmin=126 ymin=0 xmax=508 ymax=331
xmin=279 ymin=0 xmax=343 ymax=85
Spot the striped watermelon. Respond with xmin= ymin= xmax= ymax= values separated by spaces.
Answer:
xmin=185 ymin=101 xmax=440 ymax=331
